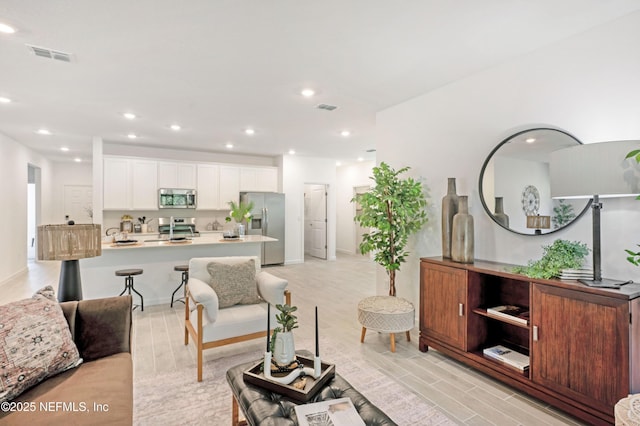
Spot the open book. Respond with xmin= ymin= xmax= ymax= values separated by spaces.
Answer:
xmin=294 ymin=397 xmax=365 ymax=426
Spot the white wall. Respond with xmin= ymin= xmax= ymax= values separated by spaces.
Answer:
xmin=1 ymin=133 xmax=55 ymax=284
xmin=336 ymin=161 xmax=375 ymax=254
xmin=282 ymin=155 xmax=337 ymax=264
xmin=376 ymin=11 xmax=640 ymax=306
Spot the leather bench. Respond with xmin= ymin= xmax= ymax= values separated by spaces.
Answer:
xmin=226 ymin=350 xmax=397 ymax=426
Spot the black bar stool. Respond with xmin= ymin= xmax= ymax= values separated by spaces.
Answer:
xmin=116 ymin=268 xmax=144 ymax=311
xmin=171 ymin=264 xmax=189 ymax=307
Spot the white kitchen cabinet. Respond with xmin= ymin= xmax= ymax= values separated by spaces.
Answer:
xmin=196 ymin=164 xmax=220 ymax=210
xmin=103 ymin=156 xmax=158 ymax=210
xmin=158 ymin=162 xmax=197 ymax=189
xmin=219 ymin=166 xmax=240 ymax=208
xmin=239 ymin=167 xmax=278 ymax=192
xmin=103 ymin=157 xmax=131 ymax=210
xmin=131 ymin=159 xmax=158 ymax=210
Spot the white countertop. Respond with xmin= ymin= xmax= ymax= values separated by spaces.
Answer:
xmin=102 ymin=233 xmax=276 ymax=250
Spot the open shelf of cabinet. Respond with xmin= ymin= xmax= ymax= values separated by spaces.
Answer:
xmin=419 ymin=257 xmax=640 ymax=426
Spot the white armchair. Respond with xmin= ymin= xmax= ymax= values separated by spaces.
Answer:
xmin=184 ymin=256 xmax=290 ymax=381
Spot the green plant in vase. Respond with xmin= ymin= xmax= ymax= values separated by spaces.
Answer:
xmin=225 ymin=200 xmax=254 ymax=223
xmin=352 ymin=162 xmax=428 ymax=296
xmin=512 ymin=239 xmax=590 ymax=279
xmin=270 ymin=304 xmax=299 ymax=365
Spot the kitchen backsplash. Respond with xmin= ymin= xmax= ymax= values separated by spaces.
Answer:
xmin=102 ymin=210 xmax=232 ymax=234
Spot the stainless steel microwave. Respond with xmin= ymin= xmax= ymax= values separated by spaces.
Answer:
xmin=158 ymin=188 xmax=196 ymax=209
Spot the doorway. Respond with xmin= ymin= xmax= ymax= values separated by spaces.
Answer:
xmin=27 ymin=165 xmax=40 ymax=260
xmin=304 ymin=184 xmax=327 ymax=259
xmin=354 ymin=185 xmax=370 ymax=256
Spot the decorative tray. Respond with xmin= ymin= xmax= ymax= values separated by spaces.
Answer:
xmin=163 ymin=239 xmax=192 ymax=244
xmin=243 ymin=355 xmax=335 ymax=402
xmin=112 ymin=240 xmax=140 ymax=247
xmin=219 ymin=238 xmax=241 ymax=242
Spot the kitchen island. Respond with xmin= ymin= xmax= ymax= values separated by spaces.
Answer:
xmin=80 ymin=233 xmax=277 ymax=306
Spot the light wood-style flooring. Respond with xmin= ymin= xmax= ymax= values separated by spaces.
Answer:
xmin=1 ymin=255 xmax=584 ymax=425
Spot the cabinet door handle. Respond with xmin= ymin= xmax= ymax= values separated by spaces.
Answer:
xmin=533 ymin=325 xmax=539 ymax=341
xmin=458 ymin=303 xmax=464 ymax=317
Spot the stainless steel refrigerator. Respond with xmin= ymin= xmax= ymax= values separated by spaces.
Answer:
xmin=240 ymin=192 xmax=285 ymax=265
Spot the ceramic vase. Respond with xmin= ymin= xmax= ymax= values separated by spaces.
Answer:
xmin=451 ymin=196 xmax=474 ymax=264
xmin=272 ymin=331 xmax=296 ymax=365
xmin=441 ymin=178 xmax=459 ymax=258
xmin=493 ymin=197 xmax=509 ymax=228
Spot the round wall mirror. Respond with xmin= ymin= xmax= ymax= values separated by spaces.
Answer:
xmin=479 ymin=128 xmax=591 ymax=235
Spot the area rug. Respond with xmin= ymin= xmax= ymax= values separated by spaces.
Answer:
xmin=134 ymin=337 xmax=454 ymax=425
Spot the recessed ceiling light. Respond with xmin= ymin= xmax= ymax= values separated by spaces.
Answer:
xmin=525 ymin=138 xmax=536 ymax=143
xmin=0 ymin=97 xmax=11 ymax=103
xmin=301 ymin=88 xmax=315 ymax=98
xmin=123 ymin=112 xmax=136 ymax=120
xmin=341 ymin=130 xmax=351 ymax=137
xmin=245 ymin=128 xmax=255 ymax=135
xmin=0 ymin=23 xmax=16 ymax=34
xmin=357 ymin=157 xmax=364 ymax=162
xmin=170 ymin=124 xmax=181 ymax=131
xmin=60 ymin=146 xmax=69 ymax=152
xmin=36 ymin=129 xmax=51 ymax=135
xmin=74 ymin=158 xmax=82 ymax=162
xmin=336 ymin=161 xmax=342 ymax=166
xmin=127 ymin=133 xmax=137 ymax=139
xmin=288 ymin=149 xmax=296 ymax=155
xmin=226 ymin=142 xmax=234 ymax=149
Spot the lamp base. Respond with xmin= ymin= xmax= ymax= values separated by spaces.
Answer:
xmin=579 ymin=277 xmax=633 ymax=289
xmin=58 ymin=259 xmax=83 ymax=302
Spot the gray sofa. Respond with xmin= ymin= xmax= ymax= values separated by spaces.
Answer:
xmin=0 ymin=295 xmax=133 ymax=426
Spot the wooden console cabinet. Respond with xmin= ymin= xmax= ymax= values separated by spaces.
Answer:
xmin=420 ymin=257 xmax=640 ymax=425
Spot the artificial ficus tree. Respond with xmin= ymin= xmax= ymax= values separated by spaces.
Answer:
xmin=352 ymin=162 xmax=428 ymax=296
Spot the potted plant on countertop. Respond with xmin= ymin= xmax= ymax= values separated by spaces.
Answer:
xmin=270 ymin=304 xmax=299 ymax=366
xmin=352 ymin=162 xmax=429 ymax=296
xmin=225 ymin=200 xmax=254 ymax=236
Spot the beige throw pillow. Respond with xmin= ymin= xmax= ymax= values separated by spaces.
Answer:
xmin=0 ymin=286 xmax=82 ymax=402
xmin=206 ymin=259 xmax=261 ymax=308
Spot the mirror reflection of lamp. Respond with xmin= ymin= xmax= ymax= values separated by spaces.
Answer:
xmin=526 ymin=215 xmax=551 ymax=235
xmin=37 ymin=223 xmax=102 ymax=301
xmin=550 ymin=140 xmax=640 ymax=288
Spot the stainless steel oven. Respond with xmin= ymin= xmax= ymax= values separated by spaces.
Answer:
xmin=158 ymin=188 xmax=196 ymax=209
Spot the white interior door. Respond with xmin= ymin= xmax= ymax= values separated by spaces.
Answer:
xmin=307 ymin=184 xmax=327 ymax=259
xmin=64 ymin=185 xmax=93 ymax=223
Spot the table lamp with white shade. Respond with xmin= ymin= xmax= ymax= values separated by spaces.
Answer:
xmin=550 ymin=140 xmax=640 ymax=288
xmin=37 ymin=223 xmax=102 ymax=301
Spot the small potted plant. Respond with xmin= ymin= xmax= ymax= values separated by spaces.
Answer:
xmin=512 ymin=239 xmax=590 ymax=279
xmin=225 ymin=200 xmax=254 ymax=236
xmin=270 ymin=304 xmax=298 ymax=365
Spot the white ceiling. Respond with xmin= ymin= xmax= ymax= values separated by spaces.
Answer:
xmin=2 ymin=1 xmax=640 ymax=163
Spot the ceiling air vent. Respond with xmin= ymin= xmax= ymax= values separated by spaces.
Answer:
xmin=316 ymin=104 xmax=338 ymax=111
xmin=26 ymin=44 xmax=74 ymax=63
xmin=366 ymin=149 xmax=377 ymax=153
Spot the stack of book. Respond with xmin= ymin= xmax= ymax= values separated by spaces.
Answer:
xmin=486 ymin=305 xmax=529 ymax=326
xmin=558 ymin=269 xmax=594 ymax=280
xmin=483 ymin=345 xmax=529 ymax=373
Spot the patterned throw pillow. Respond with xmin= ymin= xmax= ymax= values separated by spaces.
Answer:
xmin=0 ymin=286 xmax=82 ymax=402
xmin=206 ymin=259 xmax=261 ymax=308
